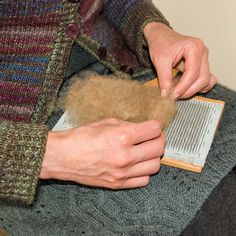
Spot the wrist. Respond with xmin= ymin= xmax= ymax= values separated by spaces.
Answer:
xmin=143 ymin=22 xmax=171 ymax=45
xmin=40 ymin=131 xmax=64 ymax=180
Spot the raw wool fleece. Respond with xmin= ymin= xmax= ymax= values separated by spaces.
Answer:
xmin=62 ymin=72 xmax=177 ymax=128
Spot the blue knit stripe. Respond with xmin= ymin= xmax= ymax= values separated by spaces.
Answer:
xmin=0 ymin=64 xmax=45 ymax=73
xmin=0 ymin=64 xmax=45 ymax=74
xmin=0 ymin=73 xmax=41 ymax=84
xmin=0 ymin=56 xmax=50 ymax=64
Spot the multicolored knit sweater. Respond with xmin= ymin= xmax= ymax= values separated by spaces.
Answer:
xmin=0 ymin=0 xmax=170 ymax=204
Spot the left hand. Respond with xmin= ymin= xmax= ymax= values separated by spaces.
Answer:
xmin=143 ymin=22 xmax=217 ymax=99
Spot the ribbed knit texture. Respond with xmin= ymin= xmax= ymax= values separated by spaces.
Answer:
xmin=0 ymin=0 xmax=79 ymax=204
xmin=0 ymin=84 xmax=235 ymax=236
xmin=0 ymin=122 xmax=48 ymax=204
xmin=103 ymin=0 xmax=170 ymax=66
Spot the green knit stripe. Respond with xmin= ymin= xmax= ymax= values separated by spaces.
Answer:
xmin=0 ymin=121 xmax=48 ymax=204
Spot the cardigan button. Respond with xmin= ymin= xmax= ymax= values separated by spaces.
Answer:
xmin=65 ymin=23 xmax=80 ymax=39
xmin=98 ymin=46 xmax=107 ymax=60
xmin=120 ymin=65 xmax=134 ymax=75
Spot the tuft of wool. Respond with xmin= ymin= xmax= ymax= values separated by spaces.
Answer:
xmin=62 ymin=72 xmax=177 ymax=129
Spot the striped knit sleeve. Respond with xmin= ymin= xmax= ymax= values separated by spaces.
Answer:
xmin=103 ymin=0 xmax=170 ymax=66
xmin=0 ymin=120 xmax=48 ymax=204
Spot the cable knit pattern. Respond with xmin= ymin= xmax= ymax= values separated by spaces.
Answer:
xmin=0 ymin=83 xmax=236 ymax=236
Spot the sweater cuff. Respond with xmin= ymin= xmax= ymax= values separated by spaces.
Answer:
xmin=127 ymin=2 xmax=171 ymax=66
xmin=0 ymin=121 xmax=48 ymax=204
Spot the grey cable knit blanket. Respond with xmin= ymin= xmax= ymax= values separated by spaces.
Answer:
xmin=1 ymin=84 xmax=236 ymax=236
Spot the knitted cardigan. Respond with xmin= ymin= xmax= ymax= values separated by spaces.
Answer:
xmin=0 ymin=0 xmax=169 ymax=204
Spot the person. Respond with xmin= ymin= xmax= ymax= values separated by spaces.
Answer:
xmin=2 ymin=1 xmax=236 ymax=236
xmin=0 ymin=0 xmax=216 ymax=204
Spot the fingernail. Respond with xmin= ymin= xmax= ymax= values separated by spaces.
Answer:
xmin=161 ymin=89 xmax=167 ymax=97
xmin=172 ymin=93 xmax=179 ymax=100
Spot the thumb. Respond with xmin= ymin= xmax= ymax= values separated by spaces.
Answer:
xmin=155 ymin=59 xmax=173 ymax=97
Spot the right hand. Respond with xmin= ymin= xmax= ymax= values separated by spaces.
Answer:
xmin=40 ymin=118 xmax=165 ymax=189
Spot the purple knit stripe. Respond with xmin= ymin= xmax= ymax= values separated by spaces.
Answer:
xmin=0 ymin=103 xmax=34 ymax=123
xmin=0 ymin=81 xmax=41 ymax=94
xmin=89 ymin=17 xmax=140 ymax=68
xmin=1 ymin=0 xmax=63 ymax=17
xmin=0 ymin=46 xmax=53 ymax=55
xmin=103 ymin=0 xmax=150 ymax=30
xmin=0 ymin=93 xmax=38 ymax=104
xmin=0 ymin=80 xmax=41 ymax=115
xmin=0 ymin=33 xmax=55 ymax=45
xmin=0 ymin=12 xmax=61 ymax=28
xmin=0 ymin=1 xmax=65 ymax=124
xmin=0 ymin=104 xmax=34 ymax=116
xmin=0 ymin=79 xmax=41 ymax=104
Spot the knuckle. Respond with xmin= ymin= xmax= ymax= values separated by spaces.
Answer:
xmin=162 ymin=132 xmax=166 ymax=145
xmin=159 ymin=143 xmax=165 ymax=156
xmin=141 ymin=176 xmax=150 ymax=187
xmin=185 ymin=69 xmax=198 ymax=81
xmin=112 ymin=171 xmax=125 ymax=181
xmin=150 ymin=160 xmax=161 ymax=175
xmin=110 ymin=181 xmax=123 ymax=190
xmin=211 ymin=74 xmax=217 ymax=85
xmin=152 ymin=54 xmax=168 ymax=67
xmin=113 ymin=150 xmax=130 ymax=168
xmin=188 ymin=37 xmax=205 ymax=51
xmin=155 ymin=159 xmax=161 ymax=173
xmin=198 ymin=77 xmax=210 ymax=89
xmin=156 ymin=134 xmax=165 ymax=155
xmin=116 ymin=129 xmax=133 ymax=146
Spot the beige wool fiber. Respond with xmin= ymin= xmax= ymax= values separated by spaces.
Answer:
xmin=62 ymin=72 xmax=177 ymax=129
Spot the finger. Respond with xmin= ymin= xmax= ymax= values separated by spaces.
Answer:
xmin=117 ymin=176 xmax=151 ymax=189
xmin=76 ymin=175 xmax=151 ymax=190
xmin=121 ymin=119 xmax=162 ymax=145
xmin=154 ymin=57 xmax=173 ymax=96
xmin=180 ymin=49 xmax=210 ymax=98
xmin=124 ymin=158 xmax=160 ymax=178
xmin=129 ymin=132 xmax=165 ymax=164
xmin=175 ymin=59 xmax=185 ymax=72
xmin=200 ymin=73 xmax=217 ymax=93
xmin=173 ymin=44 xmax=204 ymax=99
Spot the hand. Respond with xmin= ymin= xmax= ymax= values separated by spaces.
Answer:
xmin=143 ymin=22 xmax=217 ymax=99
xmin=40 ymin=118 xmax=165 ymax=189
